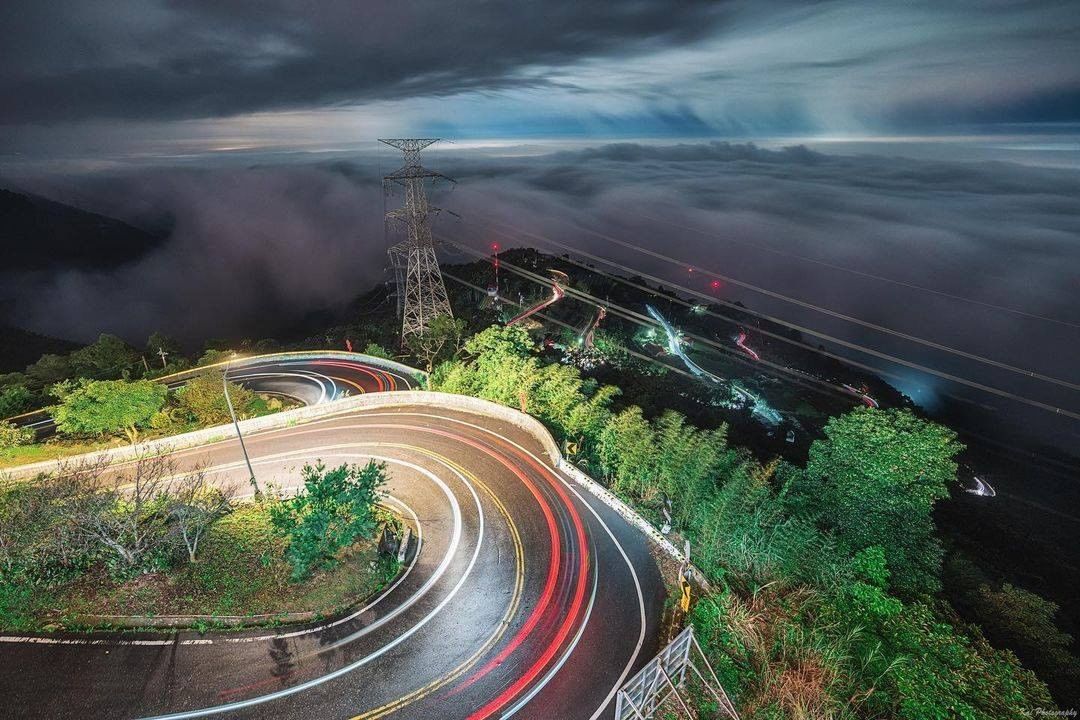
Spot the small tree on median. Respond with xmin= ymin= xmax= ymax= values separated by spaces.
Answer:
xmin=60 ymin=454 xmax=176 ymax=573
xmin=270 ymin=460 xmax=387 ymax=581
xmin=167 ymin=466 xmax=234 ymax=563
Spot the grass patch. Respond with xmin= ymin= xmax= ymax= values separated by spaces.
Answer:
xmin=9 ymin=502 xmax=398 ymax=629
xmin=0 ymin=439 xmax=111 ymax=469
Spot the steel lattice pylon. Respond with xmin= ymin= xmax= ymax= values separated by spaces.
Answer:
xmin=381 ymin=138 xmax=453 ymax=341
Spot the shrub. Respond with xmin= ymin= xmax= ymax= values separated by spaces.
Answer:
xmin=270 ymin=461 xmax=386 ymax=581
xmin=177 ymin=371 xmax=257 ymax=425
xmin=362 ymin=343 xmax=392 ymax=360
xmin=0 ymin=420 xmax=35 ymax=449
xmin=0 ymin=384 xmax=33 ymax=418
xmin=196 ymin=349 xmax=232 ymax=367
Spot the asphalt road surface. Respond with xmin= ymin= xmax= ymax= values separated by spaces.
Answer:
xmin=1 ymin=379 xmax=666 ymax=719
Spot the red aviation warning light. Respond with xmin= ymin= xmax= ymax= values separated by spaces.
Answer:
xmin=710 ymin=280 xmax=722 ymax=290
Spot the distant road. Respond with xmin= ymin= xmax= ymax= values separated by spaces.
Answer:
xmin=9 ymin=354 xmax=420 ymax=439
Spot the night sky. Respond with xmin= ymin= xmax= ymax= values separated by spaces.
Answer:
xmin=2 ymin=1 xmax=1079 ymax=148
xmin=1 ymin=1 xmax=1078 ymax=450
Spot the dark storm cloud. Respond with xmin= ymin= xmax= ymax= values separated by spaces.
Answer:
xmin=1 ymin=0 xmax=1078 ymax=140
xmin=0 ymin=0 xmax=723 ymax=123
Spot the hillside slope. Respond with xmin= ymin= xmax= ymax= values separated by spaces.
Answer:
xmin=0 ymin=188 xmax=164 ymax=271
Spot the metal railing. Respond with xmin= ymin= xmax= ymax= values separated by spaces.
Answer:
xmin=616 ymin=626 xmax=739 ymax=720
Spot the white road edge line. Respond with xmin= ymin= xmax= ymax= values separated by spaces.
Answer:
xmin=136 ymin=446 xmax=485 ymax=720
xmin=360 ymin=411 xmax=648 ymax=720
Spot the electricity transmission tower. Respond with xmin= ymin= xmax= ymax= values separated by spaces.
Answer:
xmin=381 ymin=138 xmax=454 ymax=341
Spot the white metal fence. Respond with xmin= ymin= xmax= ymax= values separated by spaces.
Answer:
xmin=615 ymin=625 xmax=740 ymax=720
xmin=616 ymin=626 xmax=694 ymax=719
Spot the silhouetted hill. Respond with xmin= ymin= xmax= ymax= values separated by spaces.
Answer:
xmin=0 ymin=188 xmax=164 ymax=271
xmin=0 ymin=324 xmax=80 ymax=373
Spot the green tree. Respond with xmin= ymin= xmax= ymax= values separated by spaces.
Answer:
xmin=0 ymin=384 xmax=32 ymax=418
xmin=973 ymin=583 xmax=1080 ymax=703
xmin=177 ymin=371 xmax=257 ymax=425
xmin=196 ymin=349 xmax=233 ymax=367
xmin=362 ymin=343 xmax=393 ymax=360
xmin=25 ymin=353 xmax=73 ymax=389
xmin=145 ymin=332 xmax=183 ymax=370
xmin=803 ymin=408 xmax=962 ymax=595
xmin=597 ymin=406 xmax=658 ymax=499
xmin=51 ymin=379 xmax=166 ymax=436
xmin=68 ymin=334 xmax=138 ymax=380
xmin=652 ymin=411 xmax=731 ymax=527
xmin=562 ymin=383 xmax=618 ymax=458
xmin=270 ymin=460 xmax=387 ymax=580
xmin=409 ymin=314 xmax=467 ymax=372
xmin=878 ymin=601 xmax=1054 ymax=719
xmin=436 ymin=325 xmax=540 ymax=409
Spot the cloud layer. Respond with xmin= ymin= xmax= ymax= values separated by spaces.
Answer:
xmin=4 ymin=142 xmax=1077 ymax=448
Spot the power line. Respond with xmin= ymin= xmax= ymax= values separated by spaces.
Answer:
xmin=462 ymin=221 xmax=1006 ymax=413
xmin=441 ymin=270 xmax=700 ymax=384
xmin=625 ymin=210 xmax=1080 ymax=331
xmin=442 ymin=268 xmax=1080 ymax=485
xmin=465 ymin=212 xmax=1080 ymax=394
xmin=441 ymin=234 xmax=1080 ymax=422
xmin=442 ymin=240 xmax=877 ymax=407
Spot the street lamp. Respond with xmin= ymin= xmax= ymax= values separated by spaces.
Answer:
xmin=224 ymin=353 xmax=260 ymax=495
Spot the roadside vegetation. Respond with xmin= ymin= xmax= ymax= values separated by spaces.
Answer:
xmin=0 ymin=333 xmax=296 ymax=468
xmin=432 ymin=323 xmax=1072 ymax=717
xmin=0 ymin=455 xmax=396 ymax=630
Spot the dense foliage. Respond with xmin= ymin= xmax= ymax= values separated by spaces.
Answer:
xmin=0 ymin=459 xmax=394 ymax=630
xmin=0 ymin=457 xmax=232 ymax=626
xmin=270 ymin=461 xmax=387 ymax=581
xmin=176 ymin=370 xmax=259 ymax=426
xmin=0 ymin=384 xmax=32 ymax=417
xmin=794 ymin=408 xmax=962 ymax=596
xmin=432 ymin=325 xmax=1059 ymax=717
xmin=67 ymin=334 xmax=138 ymax=380
xmin=51 ymin=378 xmax=167 ymax=436
xmin=0 ymin=420 xmax=35 ymax=449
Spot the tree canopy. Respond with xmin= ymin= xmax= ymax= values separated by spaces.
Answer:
xmin=802 ymin=407 xmax=962 ymax=595
xmin=177 ymin=370 xmax=257 ymax=425
xmin=270 ymin=460 xmax=387 ymax=580
xmin=68 ymin=334 xmax=138 ymax=380
xmin=50 ymin=379 xmax=166 ymax=436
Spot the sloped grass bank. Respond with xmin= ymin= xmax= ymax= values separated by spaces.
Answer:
xmin=2 ymin=502 xmax=399 ymax=632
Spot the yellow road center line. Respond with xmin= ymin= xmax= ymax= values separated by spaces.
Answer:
xmin=351 ymin=449 xmax=525 ymax=720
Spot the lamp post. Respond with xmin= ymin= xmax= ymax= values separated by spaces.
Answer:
xmin=224 ymin=354 xmax=260 ymax=495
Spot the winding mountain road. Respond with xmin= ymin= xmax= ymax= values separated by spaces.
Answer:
xmin=10 ymin=354 xmax=421 ymax=438
xmin=1 ymin=356 xmax=666 ymax=720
